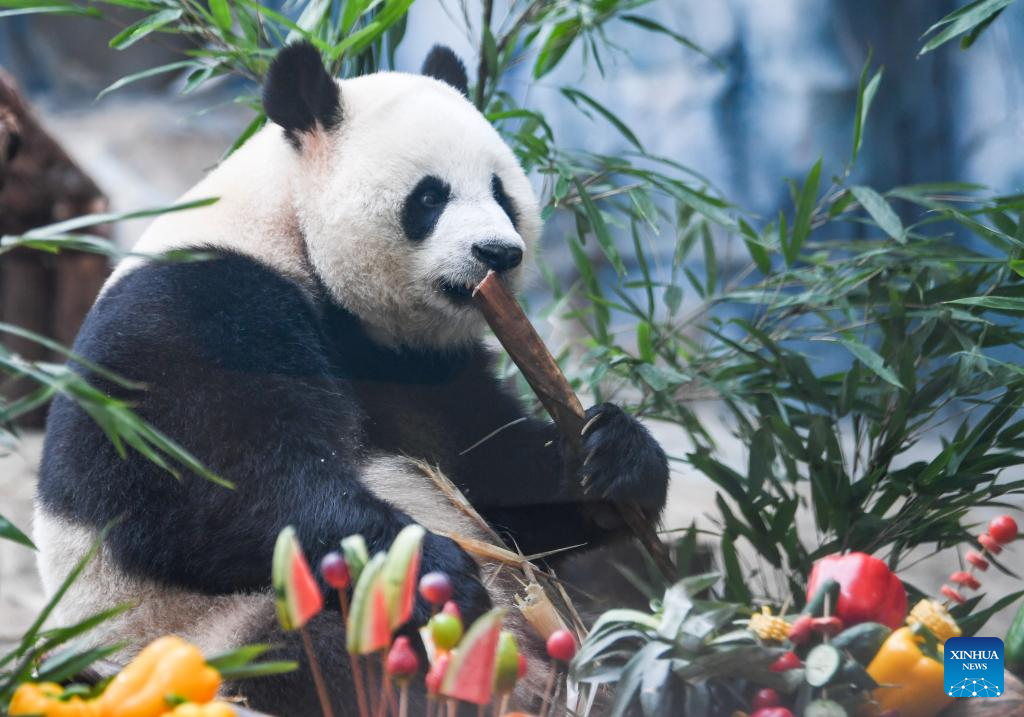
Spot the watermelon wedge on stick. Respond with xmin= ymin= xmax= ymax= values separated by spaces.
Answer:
xmin=272 ymin=526 xmax=334 ymax=717
xmin=440 ymin=607 xmax=506 ymax=705
xmin=382 ymin=525 xmax=425 ymax=630
xmin=272 ymin=526 xmax=324 ymax=631
xmin=347 ymin=552 xmax=390 ymax=655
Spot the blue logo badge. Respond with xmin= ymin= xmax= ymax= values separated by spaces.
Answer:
xmin=944 ymin=636 xmax=1004 ymax=697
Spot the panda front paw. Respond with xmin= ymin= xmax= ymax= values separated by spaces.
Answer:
xmin=575 ymin=403 xmax=669 ymax=517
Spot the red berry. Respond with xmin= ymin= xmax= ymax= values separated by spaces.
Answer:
xmin=517 ymin=653 xmax=527 ymax=680
xmin=546 ymin=629 xmax=576 ymax=662
xmin=419 ymin=572 xmax=453 ymax=606
xmin=385 ymin=636 xmax=419 ymax=679
xmin=966 ymin=550 xmax=989 ymax=571
xmin=949 ymin=571 xmax=981 ymax=590
xmin=989 ymin=515 xmax=1018 ymax=545
xmin=442 ymin=600 xmax=462 ymax=620
xmin=941 ymin=585 xmax=966 ymax=604
xmin=787 ymin=615 xmax=814 ymax=645
xmin=751 ymin=709 xmax=796 ymax=717
xmin=979 ymin=534 xmax=1003 ymax=554
xmin=751 ymin=687 xmax=782 ymax=710
xmin=425 ymin=651 xmax=450 ymax=694
xmin=769 ymin=651 xmax=801 ymax=672
xmin=429 ymin=612 xmax=463 ymax=651
xmin=320 ymin=552 xmax=350 ymax=589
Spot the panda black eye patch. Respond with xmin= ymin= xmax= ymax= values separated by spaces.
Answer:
xmin=491 ymin=174 xmax=518 ymax=230
xmin=402 ymin=175 xmax=451 ymax=242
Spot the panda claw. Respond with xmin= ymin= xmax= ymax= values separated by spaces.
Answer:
xmin=580 ymin=414 xmax=602 ymax=437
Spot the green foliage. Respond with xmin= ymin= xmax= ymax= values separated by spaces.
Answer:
xmin=571 ymin=573 xmax=791 ymax=716
xmin=919 ymin=0 xmax=1019 ymax=55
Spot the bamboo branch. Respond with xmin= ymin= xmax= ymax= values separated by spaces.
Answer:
xmin=473 ymin=271 xmax=676 ymax=581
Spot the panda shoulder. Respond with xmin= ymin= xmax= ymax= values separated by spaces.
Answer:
xmin=79 ymin=250 xmax=326 ymax=377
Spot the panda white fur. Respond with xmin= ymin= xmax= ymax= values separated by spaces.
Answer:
xmin=34 ymin=43 xmax=669 ymax=716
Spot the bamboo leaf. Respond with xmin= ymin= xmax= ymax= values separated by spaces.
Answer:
xmin=97 ymin=60 xmax=198 ymax=100
xmin=851 ymin=185 xmax=904 ymax=242
xmin=0 ymin=514 xmax=35 ymax=549
xmin=919 ymin=0 xmax=1014 ymax=56
xmin=852 ymin=57 xmax=883 ymax=162
xmin=561 ymin=88 xmax=644 ymax=151
xmin=839 ymin=338 xmax=905 ymax=390
xmin=108 ymin=8 xmax=183 ymax=49
xmin=786 ymin=157 xmax=822 ymax=264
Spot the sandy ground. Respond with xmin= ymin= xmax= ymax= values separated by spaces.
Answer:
xmin=1 ymin=98 xmax=1022 ymax=651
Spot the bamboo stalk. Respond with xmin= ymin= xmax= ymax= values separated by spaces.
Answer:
xmin=473 ymin=271 xmax=676 ymax=581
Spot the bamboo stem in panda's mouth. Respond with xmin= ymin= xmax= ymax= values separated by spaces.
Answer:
xmin=472 ymin=270 xmax=676 ymax=582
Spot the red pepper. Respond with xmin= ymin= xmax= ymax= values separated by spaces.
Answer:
xmin=806 ymin=552 xmax=907 ymax=630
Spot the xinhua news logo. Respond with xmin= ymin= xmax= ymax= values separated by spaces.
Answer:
xmin=944 ymin=636 xmax=1004 ymax=697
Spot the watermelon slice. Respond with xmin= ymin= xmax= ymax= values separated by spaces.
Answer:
xmin=440 ymin=607 xmax=506 ymax=705
xmin=346 ymin=552 xmax=391 ymax=654
xmin=381 ymin=525 xmax=425 ymax=630
xmin=272 ymin=526 xmax=324 ymax=631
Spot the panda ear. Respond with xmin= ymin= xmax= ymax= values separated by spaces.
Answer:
xmin=263 ymin=41 xmax=342 ymax=149
xmin=421 ymin=45 xmax=469 ymax=97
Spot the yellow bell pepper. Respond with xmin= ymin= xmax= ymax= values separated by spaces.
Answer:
xmin=168 ymin=701 xmax=236 ymax=717
xmin=867 ymin=626 xmax=954 ymax=717
xmin=96 ymin=636 xmax=221 ymax=717
xmin=9 ymin=682 xmax=100 ymax=717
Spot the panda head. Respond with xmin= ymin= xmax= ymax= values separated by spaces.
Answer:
xmin=263 ymin=42 xmax=541 ymax=351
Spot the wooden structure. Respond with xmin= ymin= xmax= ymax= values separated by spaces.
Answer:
xmin=0 ymin=68 xmax=110 ymax=426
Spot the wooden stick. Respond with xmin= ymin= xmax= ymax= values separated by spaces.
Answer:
xmin=473 ymin=271 xmax=676 ymax=581
xmin=300 ymin=627 xmax=336 ymax=717
xmin=339 ymin=592 xmax=371 ymax=717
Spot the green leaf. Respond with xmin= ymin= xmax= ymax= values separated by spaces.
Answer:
xmin=572 ymin=177 xmax=625 ymax=275
xmin=619 ymin=14 xmax=720 ymax=67
xmin=560 ymin=88 xmax=644 ymax=151
xmin=919 ymin=0 xmax=1014 ymax=56
xmin=786 ymin=157 xmax=822 ymax=264
xmin=0 ymin=513 xmax=35 ymax=549
xmin=534 ymin=19 xmax=580 ymax=79
xmin=948 ymin=296 xmax=1024 ymax=312
xmin=851 ymin=185 xmax=904 ymax=242
xmin=839 ymin=338 xmax=905 ymax=390
xmin=209 ymin=0 xmax=232 ymax=34
xmin=97 ymin=60 xmax=198 ymax=100
xmin=0 ymin=5 xmax=100 ymax=18
xmin=108 ymin=8 xmax=183 ymax=49
xmin=36 ymin=644 xmax=123 ymax=684
xmin=852 ymin=57 xmax=883 ymax=162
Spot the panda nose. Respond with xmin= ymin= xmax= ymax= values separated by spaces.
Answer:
xmin=472 ymin=242 xmax=523 ymax=272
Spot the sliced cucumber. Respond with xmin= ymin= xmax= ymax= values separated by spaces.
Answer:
xmin=831 ymin=622 xmax=891 ymax=665
xmin=804 ymin=698 xmax=847 ymax=717
xmin=805 ymin=644 xmax=842 ymax=687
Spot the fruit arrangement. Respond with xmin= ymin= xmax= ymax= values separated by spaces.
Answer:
xmin=275 ymin=524 xmax=577 ymax=717
xmin=734 ymin=514 xmax=1020 ymax=717
xmin=7 ymin=514 xmax=1020 ymax=717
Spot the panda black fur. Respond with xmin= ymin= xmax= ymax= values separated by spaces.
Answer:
xmin=34 ymin=43 xmax=669 ymax=716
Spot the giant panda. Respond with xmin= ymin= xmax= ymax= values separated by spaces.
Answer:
xmin=34 ymin=42 xmax=669 ymax=716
